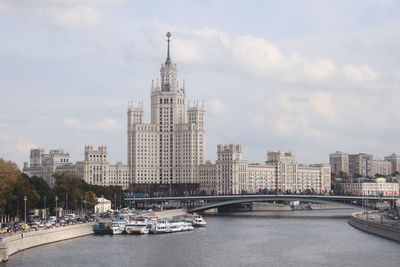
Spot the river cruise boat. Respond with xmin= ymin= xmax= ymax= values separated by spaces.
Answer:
xmin=125 ymin=217 xmax=151 ymax=235
xmin=109 ymin=218 xmax=127 ymax=235
xmin=150 ymin=218 xmax=193 ymax=234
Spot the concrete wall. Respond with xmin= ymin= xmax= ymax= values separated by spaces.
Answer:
xmin=1 ymin=223 xmax=94 ymax=262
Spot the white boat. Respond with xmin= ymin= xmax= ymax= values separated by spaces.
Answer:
xmin=192 ymin=214 xmax=207 ymax=227
xmin=125 ymin=217 xmax=151 ymax=235
xmin=150 ymin=218 xmax=193 ymax=234
xmin=109 ymin=219 xmax=126 ymax=235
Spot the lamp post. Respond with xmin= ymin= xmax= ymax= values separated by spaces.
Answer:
xmin=23 ymin=196 xmax=27 ymax=224
xmin=85 ymin=195 xmax=88 ymax=212
xmin=55 ymin=195 xmax=58 ymax=221
xmin=16 ymin=198 xmax=19 ymax=221
xmin=81 ymin=196 xmax=83 ymax=216
xmin=114 ymin=194 xmax=117 ymax=211
xmin=43 ymin=195 xmax=46 ymax=219
xmin=66 ymin=195 xmax=68 ymax=214
xmin=380 ymin=192 xmax=383 ymax=224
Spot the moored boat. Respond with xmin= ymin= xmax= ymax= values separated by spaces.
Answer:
xmin=109 ymin=218 xmax=127 ymax=235
xmin=93 ymin=221 xmax=110 ymax=235
xmin=150 ymin=218 xmax=193 ymax=234
xmin=125 ymin=217 xmax=151 ymax=235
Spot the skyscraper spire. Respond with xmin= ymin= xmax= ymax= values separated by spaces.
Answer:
xmin=165 ymin=32 xmax=172 ymax=66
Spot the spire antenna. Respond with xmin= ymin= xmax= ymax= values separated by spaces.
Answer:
xmin=165 ymin=32 xmax=172 ymax=66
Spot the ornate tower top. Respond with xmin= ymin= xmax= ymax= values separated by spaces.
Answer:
xmin=165 ymin=32 xmax=172 ymax=66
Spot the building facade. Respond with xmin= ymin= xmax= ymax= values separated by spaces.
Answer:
xmin=349 ymin=153 xmax=373 ymax=178
xmin=373 ymin=160 xmax=392 ymax=177
xmin=199 ymin=145 xmax=331 ymax=194
xmin=384 ymin=153 xmax=400 ymax=174
xmin=76 ymin=145 xmax=130 ymax=188
xmin=329 ymin=151 xmax=349 ymax=176
xmin=335 ymin=178 xmax=399 ymax=196
xmin=23 ymin=148 xmax=74 ymax=187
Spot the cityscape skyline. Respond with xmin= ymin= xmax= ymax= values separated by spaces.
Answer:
xmin=1 ymin=0 xmax=400 ymax=167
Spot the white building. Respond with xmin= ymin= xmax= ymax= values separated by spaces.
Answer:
xmin=127 ymin=32 xmax=205 ymax=185
xmin=23 ymin=148 xmax=74 ymax=187
xmin=76 ymin=145 xmax=130 ymax=188
xmin=199 ymin=144 xmax=331 ymax=194
xmin=336 ymin=178 xmax=399 ymax=196
xmin=94 ymin=197 xmax=112 ymax=213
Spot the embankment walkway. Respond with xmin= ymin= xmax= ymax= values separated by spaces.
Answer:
xmin=0 ymin=223 xmax=95 ymax=262
xmin=348 ymin=212 xmax=400 ymax=242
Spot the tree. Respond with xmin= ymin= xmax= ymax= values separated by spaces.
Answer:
xmin=0 ymin=158 xmax=20 ymax=214
xmin=6 ymin=173 xmax=41 ymax=217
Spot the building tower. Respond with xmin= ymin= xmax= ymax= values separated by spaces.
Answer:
xmin=127 ymin=32 xmax=206 ymax=185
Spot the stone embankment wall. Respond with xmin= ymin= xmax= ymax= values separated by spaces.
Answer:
xmin=348 ymin=212 xmax=400 ymax=242
xmin=0 ymin=223 xmax=95 ymax=262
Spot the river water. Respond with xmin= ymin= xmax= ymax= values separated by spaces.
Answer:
xmin=2 ymin=209 xmax=399 ymax=267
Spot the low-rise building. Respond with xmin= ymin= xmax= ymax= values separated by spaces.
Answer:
xmin=94 ymin=197 xmax=111 ymax=213
xmin=335 ymin=177 xmax=399 ymax=196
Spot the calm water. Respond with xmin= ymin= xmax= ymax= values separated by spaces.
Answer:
xmin=2 ymin=210 xmax=400 ymax=267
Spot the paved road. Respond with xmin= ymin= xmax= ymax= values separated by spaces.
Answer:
xmin=356 ymin=212 xmax=400 ymax=228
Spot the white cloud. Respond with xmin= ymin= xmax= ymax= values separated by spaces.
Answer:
xmin=16 ymin=138 xmax=37 ymax=155
xmin=54 ymin=6 xmax=100 ymax=27
xmin=63 ymin=118 xmax=122 ymax=132
xmin=308 ymin=92 xmax=336 ymax=119
xmin=206 ymin=99 xmax=229 ymax=116
xmin=342 ymin=64 xmax=379 ymax=83
xmin=0 ymin=0 xmax=124 ymax=9
xmin=164 ymin=27 xmax=380 ymax=86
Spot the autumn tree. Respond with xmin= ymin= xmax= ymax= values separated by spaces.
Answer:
xmin=0 ymin=158 xmax=20 ymax=214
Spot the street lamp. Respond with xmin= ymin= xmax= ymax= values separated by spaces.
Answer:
xmin=85 ymin=195 xmax=88 ymax=212
xmin=43 ymin=195 xmax=46 ymax=219
xmin=66 ymin=195 xmax=68 ymax=213
xmin=23 ymin=196 xmax=27 ymax=224
xmin=81 ymin=196 xmax=83 ymax=216
xmin=114 ymin=194 xmax=117 ymax=211
xmin=55 ymin=195 xmax=58 ymax=221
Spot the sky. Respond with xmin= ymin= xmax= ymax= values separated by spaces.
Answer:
xmin=1 ymin=0 xmax=400 ymax=168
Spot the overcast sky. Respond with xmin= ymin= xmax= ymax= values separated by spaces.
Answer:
xmin=1 ymin=0 xmax=400 ymax=168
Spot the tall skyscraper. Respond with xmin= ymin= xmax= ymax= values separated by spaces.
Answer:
xmin=127 ymin=32 xmax=206 ymax=185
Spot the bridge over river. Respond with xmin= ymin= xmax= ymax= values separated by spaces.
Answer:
xmin=125 ymin=194 xmax=399 ymax=212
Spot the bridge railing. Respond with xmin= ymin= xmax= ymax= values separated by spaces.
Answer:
xmin=125 ymin=189 xmax=400 ymax=199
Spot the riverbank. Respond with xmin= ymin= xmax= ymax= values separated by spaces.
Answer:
xmin=0 ymin=223 xmax=95 ymax=262
xmin=0 ymin=209 xmax=186 ymax=262
xmin=348 ymin=212 xmax=400 ymax=242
